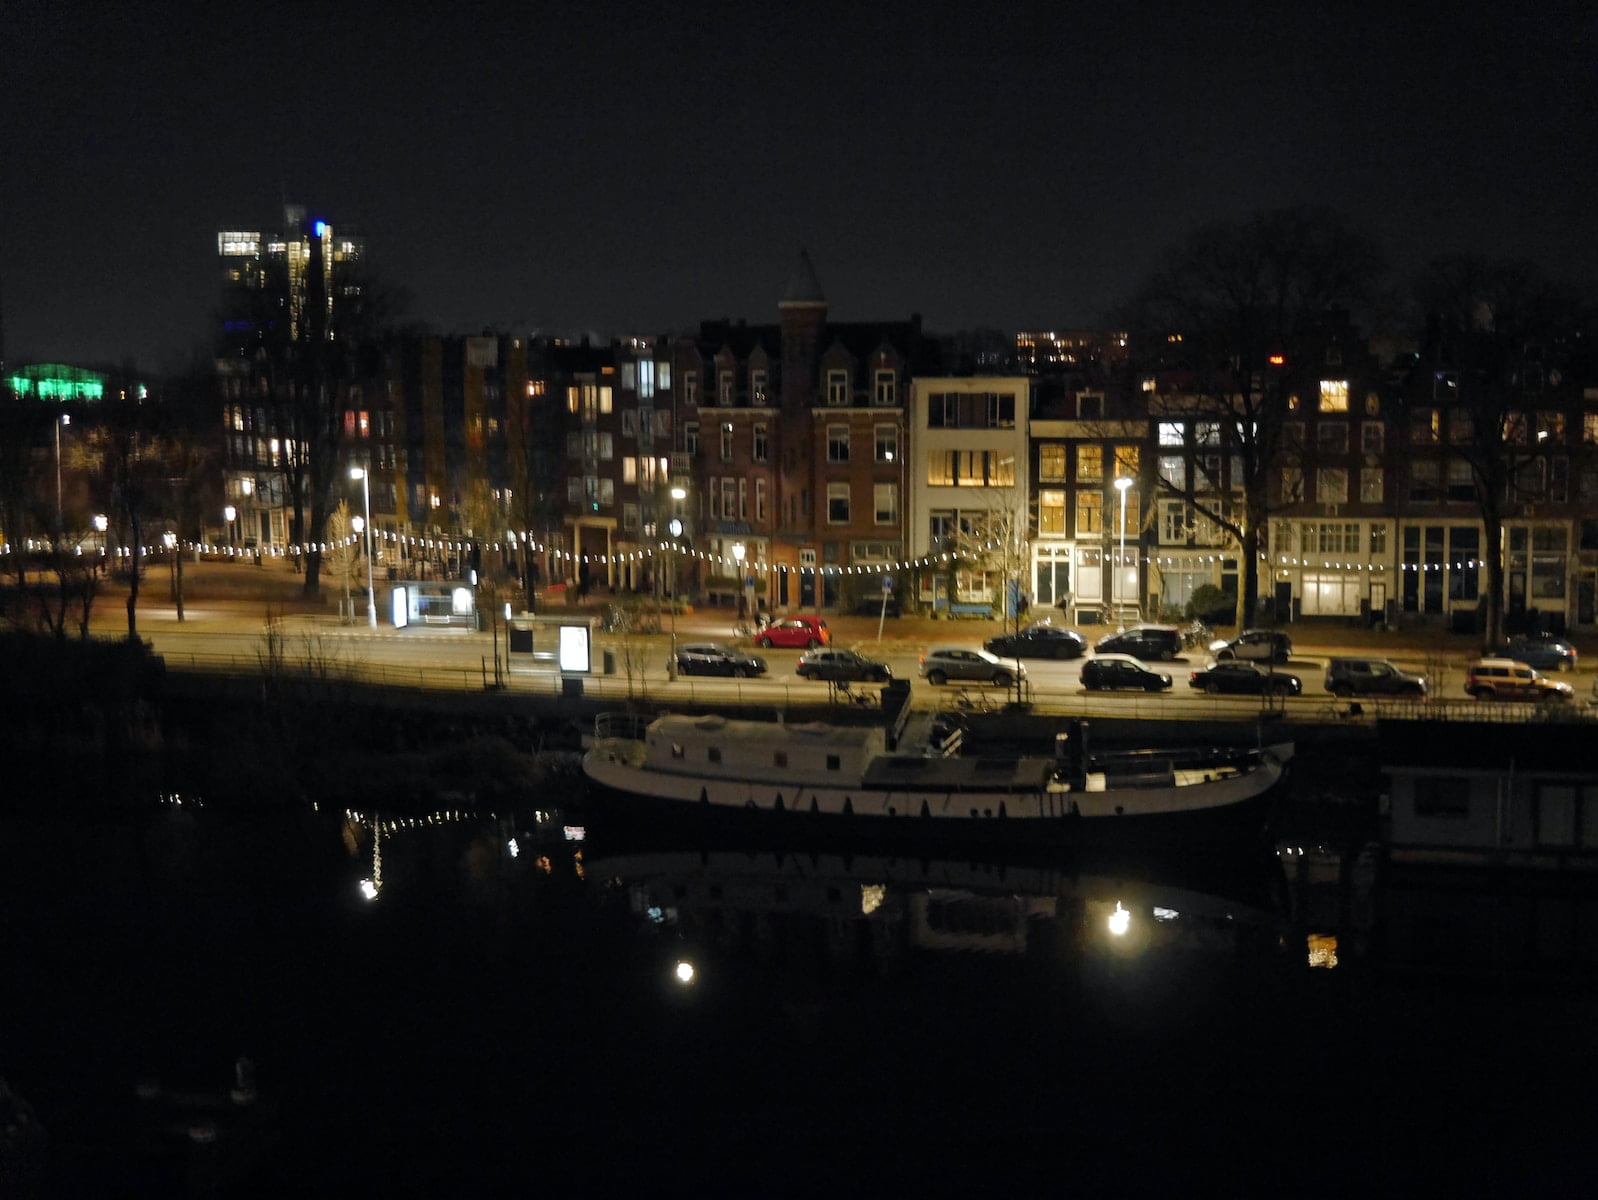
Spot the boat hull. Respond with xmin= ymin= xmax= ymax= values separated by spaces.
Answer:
xmin=581 ymin=745 xmax=1289 ymax=853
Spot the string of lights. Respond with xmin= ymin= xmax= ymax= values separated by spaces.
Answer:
xmin=5 ymin=535 xmax=1508 ymax=578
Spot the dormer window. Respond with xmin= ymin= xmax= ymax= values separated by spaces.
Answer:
xmin=874 ymin=371 xmax=897 ymax=406
xmin=827 ymin=370 xmax=849 ymax=405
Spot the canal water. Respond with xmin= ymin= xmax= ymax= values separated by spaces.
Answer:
xmin=4 ymin=774 xmax=1596 ymax=1197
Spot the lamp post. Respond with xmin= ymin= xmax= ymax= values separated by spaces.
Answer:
xmin=350 ymin=467 xmax=377 ymax=629
xmin=667 ymin=517 xmax=683 ymax=679
xmin=54 ymin=413 xmax=70 ymax=549
xmin=93 ymin=514 xmax=107 ymax=574
xmin=224 ymin=505 xmax=237 ymax=555
xmin=1114 ymin=476 xmax=1133 ymax=630
xmin=731 ymin=540 xmax=748 ymax=625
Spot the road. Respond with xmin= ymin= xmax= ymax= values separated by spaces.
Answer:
xmin=109 ymin=598 xmax=1595 ymax=719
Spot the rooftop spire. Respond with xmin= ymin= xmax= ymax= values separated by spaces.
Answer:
xmin=780 ymin=249 xmax=826 ymax=306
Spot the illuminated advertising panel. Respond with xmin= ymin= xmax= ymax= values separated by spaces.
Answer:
xmin=558 ymin=624 xmax=592 ymax=673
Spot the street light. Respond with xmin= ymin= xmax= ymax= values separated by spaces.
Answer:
xmin=731 ymin=540 xmax=749 ymax=623
xmin=54 ymin=413 xmax=70 ymax=548
xmin=223 ymin=505 xmax=237 ymax=553
xmin=667 ymin=516 xmax=684 ymax=679
xmin=1114 ymin=476 xmax=1133 ymax=629
xmin=350 ymin=466 xmax=377 ymax=629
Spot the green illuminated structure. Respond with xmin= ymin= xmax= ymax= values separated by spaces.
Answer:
xmin=5 ymin=363 xmax=107 ymax=402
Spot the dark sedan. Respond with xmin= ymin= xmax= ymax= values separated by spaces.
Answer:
xmin=1500 ymin=635 xmax=1577 ymax=672
xmin=1188 ymin=661 xmax=1302 ymax=696
xmin=795 ymin=648 xmax=893 ymax=683
xmin=983 ymin=624 xmax=1087 ymax=660
xmin=1081 ymin=654 xmax=1173 ymax=692
xmin=673 ymin=642 xmax=767 ymax=678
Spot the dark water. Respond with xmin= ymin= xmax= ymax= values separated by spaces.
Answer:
xmin=5 ymin=778 xmax=1597 ymax=1197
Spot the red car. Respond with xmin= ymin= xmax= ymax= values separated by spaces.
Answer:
xmin=755 ymin=616 xmax=831 ymax=649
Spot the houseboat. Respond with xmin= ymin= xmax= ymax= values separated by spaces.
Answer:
xmin=583 ymin=711 xmax=1292 ymax=851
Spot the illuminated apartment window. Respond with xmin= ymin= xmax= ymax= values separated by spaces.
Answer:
xmin=622 ymin=456 xmax=637 ymax=484
xmin=875 ymin=425 xmax=897 ymax=462
xmin=1076 ymin=445 xmax=1103 ymax=482
xmin=1411 ymin=409 xmax=1440 ymax=444
xmin=750 ymin=369 xmax=767 ymax=403
xmin=873 ymin=483 xmax=898 ymax=525
xmin=599 ymin=387 xmax=613 ymax=414
xmin=1158 ymin=421 xmax=1184 ymax=446
xmin=927 ymin=451 xmax=955 ymax=487
xmin=989 ymin=453 xmax=1015 ymax=487
xmin=1038 ymin=444 xmax=1065 ymax=482
xmin=1320 ymin=381 xmax=1349 ymax=412
xmin=1113 ymin=445 xmax=1138 ymax=478
xmin=1038 ymin=490 xmax=1065 ymax=535
xmin=1158 ymin=455 xmax=1187 ymax=490
xmin=1075 ymin=490 xmax=1103 ymax=535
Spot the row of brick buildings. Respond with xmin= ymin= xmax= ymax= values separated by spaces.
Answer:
xmin=213 ymin=215 xmax=1598 ymax=633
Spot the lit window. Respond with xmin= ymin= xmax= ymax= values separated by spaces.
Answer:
xmin=1319 ymin=380 xmax=1349 ymax=412
xmin=1038 ymin=490 xmax=1065 ymax=535
xmin=1077 ymin=445 xmax=1103 ymax=482
xmin=873 ymin=483 xmax=897 ymax=524
xmin=875 ymin=424 xmax=897 ymax=463
xmin=1075 ymin=489 xmax=1103 ymax=535
xmin=1038 ymin=444 xmax=1066 ymax=481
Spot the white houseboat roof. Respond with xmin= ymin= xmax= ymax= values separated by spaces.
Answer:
xmin=648 ymin=713 xmax=884 ymax=753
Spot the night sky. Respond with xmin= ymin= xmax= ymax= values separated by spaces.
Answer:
xmin=4 ymin=2 xmax=1594 ymax=372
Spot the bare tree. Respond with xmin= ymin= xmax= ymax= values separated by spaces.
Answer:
xmin=1406 ymin=256 xmax=1594 ymax=649
xmin=1121 ymin=207 xmax=1386 ymax=627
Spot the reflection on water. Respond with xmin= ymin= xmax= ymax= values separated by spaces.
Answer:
xmin=5 ymin=788 xmax=1598 ymax=1194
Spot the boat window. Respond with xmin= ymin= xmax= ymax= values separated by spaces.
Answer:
xmin=708 ymin=748 xmax=722 ymax=764
xmin=826 ymin=755 xmax=841 ymax=771
xmin=774 ymin=751 xmax=788 ymax=768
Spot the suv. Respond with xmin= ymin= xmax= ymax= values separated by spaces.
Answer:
xmin=755 ymin=616 xmax=830 ymax=649
xmin=919 ymin=646 xmax=1026 ymax=687
xmin=1463 ymin=657 xmax=1574 ymax=702
xmin=1323 ymin=657 xmax=1426 ymax=698
xmin=796 ymin=648 xmax=892 ymax=683
xmin=1209 ymin=629 xmax=1293 ymax=663
xmin=1093 ymin=624 xmax=1182 ymax=661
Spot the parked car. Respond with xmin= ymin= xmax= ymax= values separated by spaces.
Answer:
xmin=851 ymin=595 xmax=903 ymax=618
xmin=918 ymin=646 xmax=1026 ymax=687
xmin=1209 ymin=629 xmax=1293 ymax=663
xmin=1188 ymin=661 xmax=1302 ymax=696
xmin=1081 ymin=654 xmax=1173 ymax=692
xmin=1463 ymin=657 xmax=1573 ymax=701
xmin=673 ymin=643 xmax=767 ymax=678
xmin=796 ymin=648 xmax=893 ymax=683
xmin=983 ymin=623 xmax=1087 ymax=660
xmin=1499 ymin=634 xmax=1577 ymax=672
xmin=756 ymin=615 xmax=830 ymax=649
xmin=1323 ymin=657 xmax=1427 ymax=698
xmin=1093 ymin=624 xmax=1182 ymax=661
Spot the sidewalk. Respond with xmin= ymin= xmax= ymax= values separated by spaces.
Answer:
xmin=70 ymin=558 xmax=1591 ymax=675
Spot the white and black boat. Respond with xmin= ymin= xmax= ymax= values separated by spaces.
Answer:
xmin=582 ymin=711 xmax=1292 ymax=850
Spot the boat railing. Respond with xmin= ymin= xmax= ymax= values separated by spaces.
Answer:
xmin=594 ymin=711 xmax=650 ymax=742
